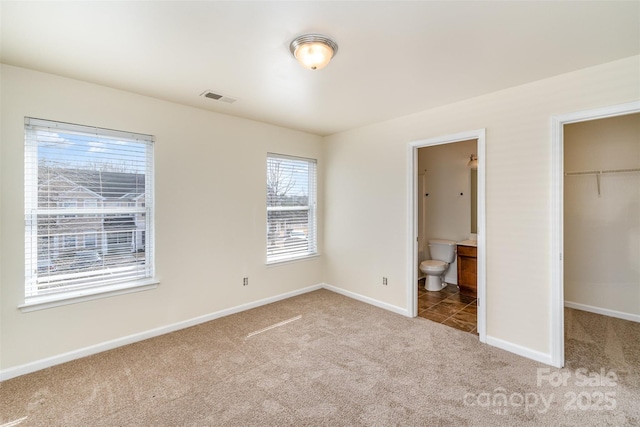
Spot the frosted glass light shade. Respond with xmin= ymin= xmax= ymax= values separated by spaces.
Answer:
xmin=468 ymin=155 xmax=478 ymax=169
xmin=290 ymin=34 xmax=338 ymax=71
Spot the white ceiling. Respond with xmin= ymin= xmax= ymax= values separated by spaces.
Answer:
xmin=1 ymin=1 xmax=638 ymax=136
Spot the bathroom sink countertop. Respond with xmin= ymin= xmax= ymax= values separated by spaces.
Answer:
xmin=457 ymin=239 xmax=477 ymax=247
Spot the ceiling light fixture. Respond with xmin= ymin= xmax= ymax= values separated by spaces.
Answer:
xmin=468 ymin=155 xmax=478 ymax=170
xmin=289 ymin=34 xmax=338 ymax=71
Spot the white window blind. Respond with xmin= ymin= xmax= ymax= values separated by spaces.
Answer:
xmin=24 ymin=117 xmax=155 ymax=300
xmin=267 ymin=153 xmax=317 ymax=263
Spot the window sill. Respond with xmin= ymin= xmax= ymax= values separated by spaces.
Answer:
xmin=19 ymin=278 xmax=160 ymax=313
xmin=266 ymin=253 xmax=320 ymax=267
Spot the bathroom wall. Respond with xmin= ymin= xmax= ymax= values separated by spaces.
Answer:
xmin=417 ymin=139 xmax=477 ymax=283
xmin=564 ymin=113 xmax=640 ymax=319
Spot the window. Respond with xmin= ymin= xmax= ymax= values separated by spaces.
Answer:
xmin=84 ymin=232 xmax=97 ymax=249
xmin=24 ymin=117 xmax=155 ymax=303
xmin=266 ymin=153 xmax=317 ymax=263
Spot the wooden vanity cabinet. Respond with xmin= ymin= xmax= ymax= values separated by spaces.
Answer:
xmin=457 ymin=245 xmax=477 ymax=297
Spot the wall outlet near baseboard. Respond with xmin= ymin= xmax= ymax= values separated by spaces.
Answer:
xmin=382 ymin=277 xmax=388 ymax=286
xmin=243 ymin=277 xmax=248 ymax=286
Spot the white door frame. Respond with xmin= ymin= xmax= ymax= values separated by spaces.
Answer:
xmin=550 ymin=101 xmax=640 ymax=368
xmin=407 ymin=129 xmax=486 ymax=343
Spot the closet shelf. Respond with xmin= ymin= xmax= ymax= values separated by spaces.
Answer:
xmin=564 ymin=167 xmax=640 ymax=176
xmin=564 ymin=168 xmax=640 ymax=197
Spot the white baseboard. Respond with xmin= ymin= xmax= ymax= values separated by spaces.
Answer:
xmin=3 ymin=282 xmax=563 ymax=381
xmin=485 ymin=335 xmax=554 ymax=366
xmin=326 ymin=283 xmax=556 ymax=367
xmin=321 ymin=283 xmax=409 ymax=317
xmin=0 ymin=284 xmax=323 ymax=381
xmin=565 ymin=301 xmax=640 ymax=323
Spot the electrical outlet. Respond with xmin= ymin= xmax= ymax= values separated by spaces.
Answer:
xmin=383 ymin=277 xmax=388 ymax=286
xmin=243 ymin=277 xmax=248 ymax=286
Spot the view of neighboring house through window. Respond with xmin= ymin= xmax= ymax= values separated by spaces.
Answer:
xmin=24 ymin=118 xmax=154 ymax=301
xmin=266 ymin=153 xmax=317 ymax=263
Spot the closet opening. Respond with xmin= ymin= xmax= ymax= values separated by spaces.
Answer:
xmin=551 ymin=101 xmax=640 ymax=368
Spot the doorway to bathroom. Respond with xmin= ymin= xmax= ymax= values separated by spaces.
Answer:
xmin=408 ymin=129 xmax=486 ymax=343
xmin=551 ymin=101 xmax=640 ymax=368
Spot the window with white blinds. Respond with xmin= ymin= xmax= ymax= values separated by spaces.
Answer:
xmin=24 ymin=117 xmax=155 ymax=301
xmin=267 ymin=153 xmax=317 ymax=263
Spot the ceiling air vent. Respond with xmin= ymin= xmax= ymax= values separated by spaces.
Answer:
xmin=200 ymin=90 xmax=238 ymax=104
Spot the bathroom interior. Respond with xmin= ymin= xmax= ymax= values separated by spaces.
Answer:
xmin=417 ymin=139 xmax=478 ymax=334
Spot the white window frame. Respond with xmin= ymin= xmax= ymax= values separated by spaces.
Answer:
xmin=22 ymin=118 xmax=158 ymax=311
xmin=266 ymin=153 xmax=318 ymax=264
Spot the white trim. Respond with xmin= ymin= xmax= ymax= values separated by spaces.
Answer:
xmin=476 ymin=132 xmax=487 ymax=341
xmin=550 ymin=101 xmax=640 ymax=126
xmin=550 ymin=101 xmax=640 ymax=369
xmin=485 ymin=335 xmax=553 ymax=366
xmin=322 ymin=283 xmax=409 ymax=316
xmin=407 ymin=129 xmax=487 ymax=343
xmin=265 ymin=253 xmax=320 ymax=267
xmin=25 ymin=116 xmax=154 ymax=143
xmin=19 ymin=279 xmax=160 ymax=312
xmin=267 ymin=152 xmax=317 ymax=163
xmin=1 ymin=283 xmax=323 ymax=381
xmin=550 ymin=114 xmax=565 ymax=368
xmin=565 ymin=301 xmax=640 ymax=323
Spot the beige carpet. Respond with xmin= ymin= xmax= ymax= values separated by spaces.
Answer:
xmin=1 ymin=290 xmax=639 ymax=426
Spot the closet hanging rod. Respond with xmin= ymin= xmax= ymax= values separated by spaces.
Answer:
xmin=565 ymin=167 xmax=640 ymax=176
xmin=565 ymin=167 xmax=640 ymax=197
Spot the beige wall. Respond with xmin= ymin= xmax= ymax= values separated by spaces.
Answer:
xmin=1 ymin=55 xmax=639 ymax=373
xmin=564 ymin=113 xmax=640 ymax=316
xmin=324 ymin=56 xmax=639 ymax=356
xmin=0 ymin=65 xmax=324 ymax=370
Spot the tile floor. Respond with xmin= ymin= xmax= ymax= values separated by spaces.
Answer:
xmin=417 ymin=279 xmax=477 ymax=334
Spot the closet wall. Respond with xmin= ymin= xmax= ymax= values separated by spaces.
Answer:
xmin=564 ymin=113 xmax=640 ymax=319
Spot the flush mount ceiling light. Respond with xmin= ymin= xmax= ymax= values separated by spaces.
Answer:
xmin=289 ymin=34 xmax=338 ymax=71
xmin=468 ymin=155 xmax=478 ymax=170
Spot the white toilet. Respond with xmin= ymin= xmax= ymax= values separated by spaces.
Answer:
xmin=420 ymin=239 xmax=457 ymax=291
